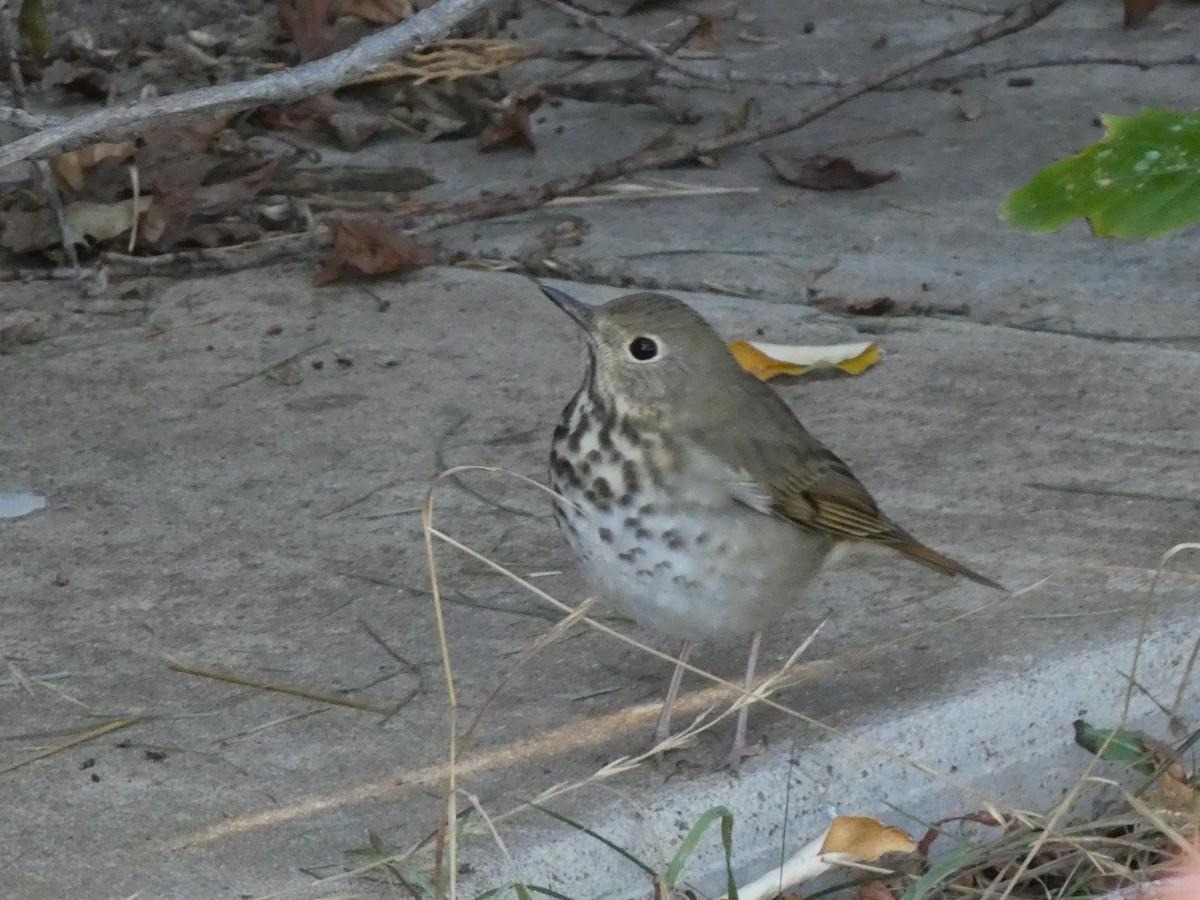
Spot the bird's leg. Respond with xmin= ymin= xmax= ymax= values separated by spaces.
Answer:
xmin=723 ymin=630 xmax=764 ymax=773
xmin=652 ymin=640 xmax=692 ymax=761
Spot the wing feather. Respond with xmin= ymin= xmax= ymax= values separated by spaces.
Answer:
xmin=692 ymin=383 xmax=1002 ymax=590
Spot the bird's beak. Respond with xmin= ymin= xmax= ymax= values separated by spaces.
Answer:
xmin=540 ymin=284 xmax=594 ymax=332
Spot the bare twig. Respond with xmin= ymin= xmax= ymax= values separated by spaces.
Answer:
xmin=0 ymin=105 xmax=63 ymax=130
xmin=168 ymin=660 xmax=397 ymax=715
xmin=0 ymin=0 xmax=498 ymax=168
xmin=0 ymin=718 xmax=137 ymax=776
xmin=898 ymin=50 xmax=1200 ymax=86
xmin=541 ymin=14 xmax=707 ymax=119
xmin=102 ymin=229 xmax=330 ymax=275
xmin=214 ymin=338 xmax=331 ymax=390
xmin=656 ymin=51 xmax=1200 ymax=91
xmin=411 ymin=0 xmax=1072 ymax=233
xmin=538 ymin=0 xmax=729 ymax=88
xmin=0 ymin=0 xmax=81 ymax=274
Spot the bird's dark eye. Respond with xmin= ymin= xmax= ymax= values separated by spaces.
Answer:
xmin=628 ymin=336 xmax=659 ymax=361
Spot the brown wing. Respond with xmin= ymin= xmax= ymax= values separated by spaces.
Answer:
xmin=697 ymin=383 xmax=1003 ymax=591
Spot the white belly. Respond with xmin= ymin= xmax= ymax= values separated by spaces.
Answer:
xmin=554 ymin=465 xmax=833 ymax=640
xmin=579 ymin=507 xmax=828 ymax=639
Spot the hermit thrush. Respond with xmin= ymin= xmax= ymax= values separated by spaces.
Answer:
xmin=543 ymin=285 xmax=1001 ymax=770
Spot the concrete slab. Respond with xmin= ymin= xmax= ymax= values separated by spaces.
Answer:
xmin=2 ymin=265 xmax=1197 ymax=898
xmin=1 ymin=0 xmax=1198 ymax=896
xmin=396 ymin=0 xmax=1200 ymax=342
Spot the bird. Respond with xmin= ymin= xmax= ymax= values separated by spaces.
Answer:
xmin=541 ymin=284 xmax=1002 ymax=770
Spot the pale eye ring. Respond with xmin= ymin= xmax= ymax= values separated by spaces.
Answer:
xmin=628 ymin=336 xmax=659 ymax=361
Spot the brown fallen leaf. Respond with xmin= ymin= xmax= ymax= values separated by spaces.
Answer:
xmin=50 ymin=140 xmax=135 ymax=193
xmin=140 ymin=157 xmax=284 ymax=250
xmin=278 ymin=0 xmax=360 ymax=61
xmin=763 ymin=152 xmax=897 ymax=190
xmin=314 ymin=216 xmax=436 ymax=285
xmin=856 ymin=883 xmax=899 ymax=900
xmin=187 ymin=221 xmax=263 ymax=248
xmin=1123 ymin=0 xmax=1162 ymax=27
xmin=686 ymin=15 xmax=721 ymax=53
xmin=847 ymin=296 xmax=895 ymax=316
xmin=261 ymin=96 xmax=388 ymax=150
xmin=478 ymin=85 xmax=544 ymax=153
xmin=342 ymin=0 xmax=413 ymax=25
xmin=60 ymin=67 xmax=111 ymax=101
xmin=271 ymin=166 xmax=437 ymax=195
xmin=569 ymin=0 xmax=657 ymax=13
xmin=327 ymin=109 xmax=386 ymax=150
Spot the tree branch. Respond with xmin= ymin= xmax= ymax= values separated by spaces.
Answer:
xmin=413 ymin=0 xmax=1072 ymax=233
xmin=0 ymin=0 xmax=496 ymax=168
xmin=537 ymin=0 xmax=730 ymax=88
xmin=653 ymin=51 xmax=1200 ymax=90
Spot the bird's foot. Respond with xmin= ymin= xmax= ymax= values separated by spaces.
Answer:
xmin=647 ymin=729 xmax=697 ymax=768
xmin=716 ymin=733 xmax=765 ymax=776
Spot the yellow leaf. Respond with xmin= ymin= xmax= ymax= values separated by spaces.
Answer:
xmin=729 ymin=339 xmax=882 ymax=381
xmin=67 ymin=197 xmax=153 ymax=244
xmin=820 ymin=815 xmax=918 ymax=860
xmin=731 ymin=815 xmax=916 ymax=900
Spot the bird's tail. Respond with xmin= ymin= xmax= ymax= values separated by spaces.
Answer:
xmin=892 ymin=538 xmax=1006 ymax=592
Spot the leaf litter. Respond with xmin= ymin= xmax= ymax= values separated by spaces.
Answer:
xmin=0 ymin=0 xmax=534 ymax=277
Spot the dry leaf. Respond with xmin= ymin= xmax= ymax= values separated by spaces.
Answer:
xmin=68 ymin=198 xmax=153 ymax=244
xmin=327 ymin=109 xmax=385 ymax=150
xmin=263 ymin=96 xmax=389 ymax=150
xmin=315 ymin=217 xmax=435 ymax=285
xmin=0 ymin=196 xmax=152 ymax=253
xmin=478 ymin=85 xmax=544 ymax=152
xmin=686 ymin=16 xmax=721 ymax=53
xmin=50 ymin=141 xmax=135 ymax=193
xmin=278 ymin=0 xmax=359 ymax=61
xmin=732 ymin=816 xmax=917 ymax=900
xmin=763 ymin=152 xmax=897 ymax=190
xmin=1123 ymin=0 xmax=1162 ymax=27
xmin=729 ymin=340 xmax=882 ymax=380
xmin=737 ymin=25 xmax=776 ymax=45
xmin=820 ymin=816 xmax=918 ymax=859
xmin=847 ymin=297 xmax=895 ymax=316
xmin=342 ymin=0 xmax=413 ymax=25
xmin=569 ymin=0 xmax=656 ymax=13
xmin=187 ymin=221 xmax=262 ymax=248
xmin=140 ymin=157 xmax=283 ymax=250
xmin=856 ymin=883 xmax=899 ymax=900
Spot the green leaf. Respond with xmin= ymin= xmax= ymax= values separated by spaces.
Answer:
xmin=527 ymin=803 xmax=656 ymax=877
xmin=1072 ymin=718 xmax=1158 ymax=775
xmin=663 ymin=805 xmax=738 ymax=899
xmin=1003 ymin=108 xmax=1200 ymax=238
xmin=18 ymin=0 xmax=52 ymax=57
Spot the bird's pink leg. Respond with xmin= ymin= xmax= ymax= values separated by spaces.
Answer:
xmin=652 ymin=640 xmax=692 ymax=760
xmin=724 ymin=630 xmax=764 ymax=773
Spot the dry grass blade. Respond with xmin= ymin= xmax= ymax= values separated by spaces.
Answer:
xmin=460 ymin=596 xmax=599 ymax=750
xmin=0 ymin=717 xmax=137 ymax=776
xmin=417 ymin=466 xmax=1048 ymax=796
xmin=359 ymin=38 xmax=535 ymax=85
xmin=547 ymin=180 xmax=759 ymax=206
xmin=168 ymin=660 xmax=395 ymax=715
